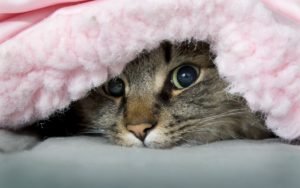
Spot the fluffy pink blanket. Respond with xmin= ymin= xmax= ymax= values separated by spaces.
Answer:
xmin=0 ymin=0 xmax=300 ymax=140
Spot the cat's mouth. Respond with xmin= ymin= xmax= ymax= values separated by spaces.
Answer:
xmin=118 ymin=127 xmax=172 ymax=149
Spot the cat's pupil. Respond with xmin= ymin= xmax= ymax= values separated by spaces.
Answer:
xmin=176 ymin=66 xmax=198 ymax=88
xmin=107 ymin=78 xmax=125 ymax=97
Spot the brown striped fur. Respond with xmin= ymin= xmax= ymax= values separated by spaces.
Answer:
xmin=73 ymin=40 xmax=273 ymax=148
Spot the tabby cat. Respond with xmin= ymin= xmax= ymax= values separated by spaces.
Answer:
xmin=64 ymin=40 xmax=272 ymax=148
xmin=0 ymin=40 xmax=273 ymax=152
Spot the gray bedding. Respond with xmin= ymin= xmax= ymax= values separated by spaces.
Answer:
xmin=1 ymin=137 xmax=300 ymax=188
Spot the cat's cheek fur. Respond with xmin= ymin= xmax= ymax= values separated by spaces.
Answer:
xmin=144 ymin=130 xmax=165 ymax=148
xmin=115 ymin=132 xmax=143 ymax=147
xmin=144 ymin=128 xmax=174 ymax=149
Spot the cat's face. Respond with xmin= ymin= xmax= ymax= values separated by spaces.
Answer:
xmin=75 ymin=41 xmax=271 ymax=148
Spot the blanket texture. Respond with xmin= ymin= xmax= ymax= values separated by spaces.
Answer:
xmin=1 ymin=138 xmax=300 ymax=188
xmin=0 ymin=0 xmax=300 ymax=140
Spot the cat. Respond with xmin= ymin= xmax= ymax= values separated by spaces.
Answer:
xmin=0 ymin=40 xmax=273 ymax=152
xmin=63 ymin=40 xmax=273 ymax=148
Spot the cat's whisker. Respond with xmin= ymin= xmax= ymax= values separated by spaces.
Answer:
xmin=80 ymin=128 xmax=106 ymax=133
xmin=197 ymin=111 xmax=246 ymax=123
xmin=182 ymin=129 xmax=211 ymax=133
xmin=80 ymin=132 xmax=104 ymax=136
xmin=183 ymin=120 xmax=246 ymax=140
xmin=172 ymin=108 xmax=249 ymax=125
xmin=178 ymin=129 xmax=225 ymax=144
xmin=78 ymin=127 xmax=111 ymax=137
xmin=170 ymin=108 xmax=249 ymax=133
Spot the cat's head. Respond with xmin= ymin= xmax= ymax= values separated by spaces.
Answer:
xmin=75 ymin=40 xmax=271 ymax=148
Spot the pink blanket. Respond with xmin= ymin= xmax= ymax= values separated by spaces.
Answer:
xmin=0 ymin=0 xmax=300 ymax=140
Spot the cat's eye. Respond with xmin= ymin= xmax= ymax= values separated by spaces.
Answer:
xmin=105 ymin=78 xmax=125 ymax=97
xmin=171 ymin=64 xmax=199 ymax=89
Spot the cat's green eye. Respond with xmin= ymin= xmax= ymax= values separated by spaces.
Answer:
xmin=171 ymin=65 xmax=199 ymax=89
xmin=105 ymin=78 xmax=125 ymax=97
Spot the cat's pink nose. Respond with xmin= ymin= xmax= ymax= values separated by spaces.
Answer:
xmin=126 ymin=123 xmax=153 ymax=141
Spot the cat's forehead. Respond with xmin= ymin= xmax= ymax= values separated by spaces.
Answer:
xmin=122 ymin=40 xmax=213 ymax=86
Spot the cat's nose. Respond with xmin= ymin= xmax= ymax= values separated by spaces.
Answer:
xmin=126 ymin=123 xmax=153 ymax=141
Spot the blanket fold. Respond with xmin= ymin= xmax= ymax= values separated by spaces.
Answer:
xmin=0 ymin=0 xmax=300 ymax=140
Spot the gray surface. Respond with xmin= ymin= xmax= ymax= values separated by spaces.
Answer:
xmin=0 ymin=137 xmax=300 ymax=188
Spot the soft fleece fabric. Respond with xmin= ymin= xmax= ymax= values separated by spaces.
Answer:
xmin=0 ymin=0 xmax=300 ymax=140
xmin=1 ymin=138 xmax=300 ymax=188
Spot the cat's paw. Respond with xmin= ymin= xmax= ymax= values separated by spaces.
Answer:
xmin=0 ymin=128 xmax=41 ymax=153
